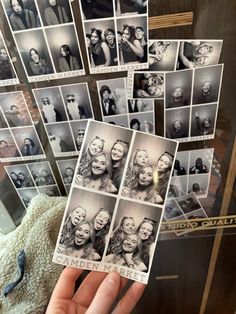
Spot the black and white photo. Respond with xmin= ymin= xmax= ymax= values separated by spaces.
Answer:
xmin=0 ymin=91 xmax=33 ymax=127
xmin=0 ymin=31 xmax=19 ymax=86
xmin=70 ymin=121 xmax=87 ymax=151
xmin=2 ymin=0 xmax=41 ymax=31
xmin=97 ymin=78 xmax=128 ymax=116
xmin=165 ymin=70 xmax=192 ymax=108
xmin=177 ymin=40 xmax=223 ymax=70
xmin=128 ymin=99 xmax=154 ymax=113
xmin=17 ymin=187 xmax=38 ymax=208
xmin=36 ymin=0 xmax=73 ymax=26
xmin=129 ymin=112 xmax=155 ymax=134
xmin=57 ymin=188 xmax=116 ymax=260
xmin=56 ymin=158 xmax=77 ymax=194
xmin=105 ymin=199 xmax=162 ymax=272
xmin=148 ymin=40 xmax=178 ymax=71
xmin=103 ymin=115 xmax=129 ymax=128
xmin=75 ymin=121 xmax=133 ymax=193
xmin=165 ymin=107 xmax=190 ymax=140
xmin=121 ymin=131 xmax=178 ymax=205
xmin=0 ymin=129 xmax=20 ymax=160
xmin=132 ymin=72 xmax=164 ymax=99
xmin=27 ymin=161 xmax=56 ymax=186
xmin=11 ymin=126 xmax=44 ymax=157
xmin=190 ymin=103 xmax=217 ymax=138
xmin=192 ymin=64 xmax=223 ymax=105
xmin=164 ymin=200 xmax=184 ymax=220
xmin=172 ymin=151 xmax=189 ymax=176
xmin=5 ymin=164 xmax=34 ymax=188
xmin=46 ymin=122 xmax=77 ymax=156
xmin=60 ymin=83 xmax=93 ymax=120
xmin=80 ymin=0 xmax=114 ymax=20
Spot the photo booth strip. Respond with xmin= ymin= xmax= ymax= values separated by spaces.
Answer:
xmin=32 ymin=82 xmax=94 ymax=158
xmin=1 ymin=0 xmax=85 ymax=82
xmin=96 ymin=77 xmax=155 ymax=134
xmin=4 ymin=160 xmax=61 ymax=209
xmin=164 ymin=64 xmax=224 ymax=143
xmin=56 ymin=158 xmax=78 ymax=195
xmin=79 ymin=0 xmax=149 ymax=74
xmin=0 ymin=31 xmax=19 ymax=86
xmin=0 ymin=91 xmax=46 ymax=162
xmin=127 ymin=71 xmax=165 ymax=100
xmin=53 ymin=120 xmax=178 ymax=283
xmin=168 ymin=148 xmax=214 ymax=200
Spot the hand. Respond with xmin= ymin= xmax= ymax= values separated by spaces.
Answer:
xmin=46 ymin=267 xmax=145 ymax=314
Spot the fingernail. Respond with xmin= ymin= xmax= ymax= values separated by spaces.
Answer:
xmin=106 ymin=271 xmax=119 ymax=285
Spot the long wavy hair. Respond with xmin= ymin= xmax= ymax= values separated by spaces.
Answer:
xmin=108 ymin=216 xmax=135 ymax=254
xmin=130 ymin=165 xmax=156 ymax=202
xmin=137 ymin=218 xmax=157 ymax=268
xmin=110 ymin=139 xmax=129 ymax=167
xmin=90 ymin=28 xmax=103 ymax=55
xmin=90 ymin=208 xmax=112 ymax=256
xmin=84 ymin=152 xmax=113 ymax=189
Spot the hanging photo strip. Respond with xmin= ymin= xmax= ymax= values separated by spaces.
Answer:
xmin=1 ymin=0 xmax=85 ymax=82
xmin=0 ymin=91 xmax=45 ymax=162
xmin=0 ymin=31 xmax=19 ymax=86
xmin=53 ymin=120 xmax=178 ymax=283
xmin=79 ymin=0 xmax=149 ymax=74
xmin=32 ymin=82 xmax=94 ymax=158
xmin=4 ymin=160 xmax=61 ymax=209
xmin=96 ymin=77 xmax=155 ymax=134
xmin=56 ymin=158 xmax=78 ymax=195
xmin=165 ymin=65 xmax=224 ymax=142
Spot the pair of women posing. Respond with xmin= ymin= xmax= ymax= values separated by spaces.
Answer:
xmin=76 ymin=136 xmax=129 ymax=193
xmin=122 ymin=149 xmax=173 ymax=204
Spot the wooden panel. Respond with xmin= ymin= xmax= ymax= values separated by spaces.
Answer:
xmin=149 ymin=12 xmax=193 ymax=30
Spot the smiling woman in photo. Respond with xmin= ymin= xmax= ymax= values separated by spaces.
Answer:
xmin=60 ymin=206 xmax=87 ymax=245
xmin=58 ymin=221 xmax=101 ymax=261
xmin=78 ymin=136 xmax=105 ymax=175
xmin=76 ymin=152 xmax=118 ymax=194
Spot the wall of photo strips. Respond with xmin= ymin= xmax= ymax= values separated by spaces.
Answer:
xmin=0 ymin=0 xmax=230 ymax=256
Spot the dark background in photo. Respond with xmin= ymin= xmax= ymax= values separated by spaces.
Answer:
xmin=165 ymin=70 xmax=193 ymax=109
xmin=149 ymin=40 xmax=178 ymax=71
xmin=173 ymin=151 xmax=189 ymax=176
xmin=61 ymin=84 xmax=93 ymax=119
xmin=11 ymin=126 xmax=43 ymax=155
xmin=3 ymin=0 xmax=41 ymax=30
xmin=185 ymin=208 xmax=207 ymax=219
xmin=133 ymin=72 xmax=164 ymax=99
xmin=192 ymin=65 xmax=223 ymax=105
xmin=165 ymin=107 xmax=190 ymax=139
xmin=33 ymin=87 xmax=68 ymax=122
xmin=45 ymin=24 xmax=82 ymax=72
xmin=14 ymin=29 xmax=54 ymax=76
xmin=115 ymin=0 xmax=147 ymax=16
xmin=190 ymin=103 xmax=217 ymax=137
xmin=46 ymin=122 xmax=76 ymax=152
xmin=103 ymin=114 xmax=129 ymax=128
xmin=189 ymin=149 xmax=213 ymax=174
xmin=36 ymin=0 xmax=73 ymax=26
xmin=0 ymin=92 xmax=32 ymax=127
xmin=80 ymin=0 xmax=114 ymax=20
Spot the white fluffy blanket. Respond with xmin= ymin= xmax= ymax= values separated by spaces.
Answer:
xmin=0 ymin=194 xmax=67 ymax=314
